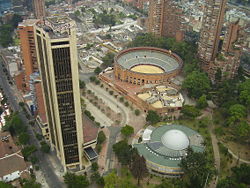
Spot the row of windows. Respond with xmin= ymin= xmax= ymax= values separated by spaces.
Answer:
xmin=52 ymin=47 xmax=72 ymax=80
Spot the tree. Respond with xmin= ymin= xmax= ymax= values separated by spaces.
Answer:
xmin=239 ymin=79 xmax=250 ymax=109
xmin=79 ymin=80 xmax=86 ymax=89
xmin=0 ymin=107 xmax=3 ymax=115
xmin=64 ymin=172 xmax=89 ymax=188
xmin=21 ymin=145 xmax=37 ymax=160
xmin=217 ymin=164 xmax=250 ymax=188
xmin=101 ymin=52 xmax=115 ymax=68
xmin=4 ymin=113 xmax=27 ymax=135
xmin=146 ymin=110 xmax=161 ymax=124
xmin=89 ymin=76 xmax=97 ymax=82
xmin=104 ymin=171 xmax=119 ymax=188
xmin=215 ymin=68 xmax=222 ymax=83
xmin=97 ymin=131 xmax=106 ymax=144
xmin=91 ymin=172 xmax=104 ymax=186
xmin=228 ymin=104 xmax=247 ymax=125
xmin=235 ymin=121 xmax=250 ymax=141
xmin=22 ymin=178 xmax=41 ymax=188
xmin=113 ymin=140 xmax=133 ymax=165
xmin=40 ymin=142 xmax=50 ymax=153
xmin=18 ymin=132 xmax=30 ymax=145
xmin=91 ymin=162 xmax=98 ymax=172
xmin=0 ymin=181 xmax=14 ymax=188
xmin=94 ymin=67 xmax=102 ymax=75
xmin=130 ymin=151 xmax=148 ymax=186
xmin=196 ymin=95 xmax=208 ymax=109
xmin=179 ymin=148 xmax=212 ymax=188
xmin=134 ymin=109 xmax=140 ymax=116
xmin=121 ymin=125 xmax=134 ymax=138
xmin=231 ymin=164 xmax=250 ymax=185
xmin=182 ymin=71 xmax=211 ymax=99
xmin=124 ymin=101 xmax=129 ymax=107
xmin=74 ymin=10 xmax=80 ymax=17
xmin=181 ymin=105 xmax=201 ymax=119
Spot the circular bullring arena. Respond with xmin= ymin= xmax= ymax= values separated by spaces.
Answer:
xmin=114 ymin=47 xmax=183 ymax=85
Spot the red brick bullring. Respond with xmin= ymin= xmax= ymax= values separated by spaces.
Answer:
xmin=114 ymin=47 xmax=183 ymax=85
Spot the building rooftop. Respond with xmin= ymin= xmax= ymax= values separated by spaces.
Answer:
xmin=18 ymin=19 xmax=40 ymax=27
xmin=0 ymin=132 xmax=30 ymax=180
xmin=36 ymin=15 xmax=76 ymax=39
xmin=161 ymin=129 xmax=189 ymax=150
xmin=0 ymin=132 xmax=20 ymax=158
xmin=133 ymin=124 xmax=204 ymax=168
xmin=0 ymin=151 xmax=28 ymax=178
xmin=82 ymin=115 xmax=99 ymax=144
xmin=116 ymin=49 xmax=180 ymax=74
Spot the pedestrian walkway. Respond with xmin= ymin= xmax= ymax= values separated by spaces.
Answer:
xmin=97 ymin=128 xmax=110 ymax=175
xmin=220 ymin=142 xmax=250 ymax=164
xmin=83 ymin=97 xmax=113 ymax=127
xmin=35 ymin=170 xmax=49 ymax=188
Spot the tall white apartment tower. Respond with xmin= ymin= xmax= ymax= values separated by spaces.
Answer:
xmin=34 ymin=17 xmax=84 ymax=171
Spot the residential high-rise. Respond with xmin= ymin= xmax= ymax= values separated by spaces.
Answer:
xmin=211 ymin=20 xmax=245 ymax=80
xmin=33 ymin=0 xmax=45 ymax=19
xmin=18 ymin=19 xmax=40 ymax=91
xmin=148 ymin=0 xmax=184 ymax=41
xmin=198 ymin=0 xmax=227 ymax=71
xmin=34 ymin=17 xmax=84 ymax=171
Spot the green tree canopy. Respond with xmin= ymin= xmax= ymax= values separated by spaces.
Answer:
xmin=3 ymin=113 xmax=27 ymax=135
xmin=40 ymin=142 xmax=50 ymax=153
xmin=22 ymin=178 xmax=41 ymax=188
xmin=196 ymin=95 xmax=208 ymax=109
xmin=181 ymin=105 xmax=201 ymax=119
xmin=64 ymin=172 xmax=89 ymax=188
xmin=18 ymin=132 xmax=30 ymax=145
xmin=101 ymin=52 xmax=115 ymax=69
xmin=146 ymin=110 xmax=161 ymax=124
xmin=235 ymin=121 xmax=250 ymax=140
xmin=0 ymin=181 xmax=14 ymax=188
xmin=179 ymin=148 xmax=213 ymax=188
xmin=130 ymin=151 xmax=148 ymax=186
xmin=217 ymin=164 xmax=250 ymax=188
xmin=182 ymin=71 xmax=211 ymax=99
xmin=104 ymin=171 xmax=119 ymax=188
xmin=112 ymin=140 xmax=133 ymax=165
xmin=121 ymin=125 xmax=134 ymax=138
xmin=79 ymin=80 xmax=86 ymax=89
xmin=91 ymin=162 xmax=98 ymax=172
xmin=228 ymin=104 xmax=247 ymax=125
xmin=21 ymin=145 xmax=37 ymax=160
xmin=94 ymin=67 xmax=102 ymax=75
xmin=239 ymin=79 xmax=250 ymax=108
xmin=97 ymin=131 xmax=106 ymax=144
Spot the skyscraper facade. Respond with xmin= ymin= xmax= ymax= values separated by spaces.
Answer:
xmin=148 ymin=0 xmax=184 ymax=41
xmin=18 ymin=19 xmax=40 ymax=91
xmin=34 ymin=17 xmax=84 ymax=171
xmin=198 ymin=0 xmax=227 ymax=71
xmin=33 ymin=0 xmax=45 ymax=19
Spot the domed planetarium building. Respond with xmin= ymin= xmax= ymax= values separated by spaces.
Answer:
xmin=133 ymin=124 xmax=204 ymax=177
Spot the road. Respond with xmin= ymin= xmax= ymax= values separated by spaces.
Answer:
xmin=0 ymin=58 xmax=64 ymax=188
xmin=207 ymin=111 xmax=220 ymax=188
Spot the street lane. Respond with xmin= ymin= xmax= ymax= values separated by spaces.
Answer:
xmin=0 ymin=58 xmax=64 ymax=188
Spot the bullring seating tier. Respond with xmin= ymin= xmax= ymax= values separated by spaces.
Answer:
xmin=116 ymin=50 xmax=180 ymax=73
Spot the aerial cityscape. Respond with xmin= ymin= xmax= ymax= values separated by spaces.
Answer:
xmin=0 ymin=0 xmax=249 ymax=187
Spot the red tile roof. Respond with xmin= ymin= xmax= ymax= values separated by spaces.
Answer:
xmin=83 ymin=115 xmax=99 ymax=143
xmin=35 ymin=82 xmax=47 ymax=124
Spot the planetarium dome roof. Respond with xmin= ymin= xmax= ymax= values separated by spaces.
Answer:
xmin=161 ymin=129 xmax=189 ymax=151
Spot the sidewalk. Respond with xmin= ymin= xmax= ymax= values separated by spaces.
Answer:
xmin=97 ymin=127 xmax=110 ymax=175
xmin=35 ymin=170 xmax=49 ymax=188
